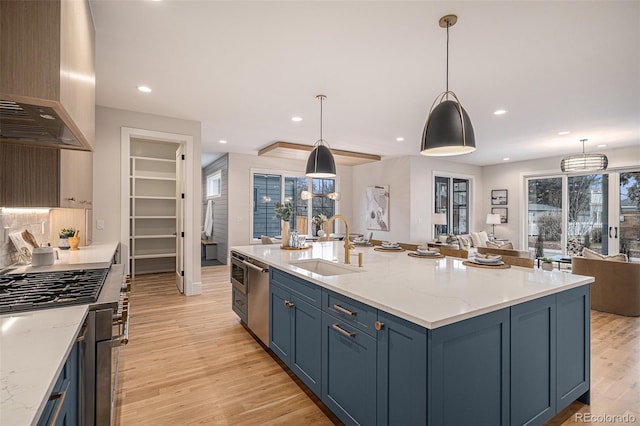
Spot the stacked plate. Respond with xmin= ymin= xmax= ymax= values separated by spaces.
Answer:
xmin=415 ymin=247 xmax=439 ymax=256
xmin=379 ymin=242 xmax=402 ymax=250
xmin=471 ymin=254 xmax=504 ymax=265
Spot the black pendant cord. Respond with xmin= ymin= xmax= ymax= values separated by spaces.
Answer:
xmin=446 ymin=21 xmax=449 ymax=94
xmin=320 ymin=96 xmax=323 ymax=142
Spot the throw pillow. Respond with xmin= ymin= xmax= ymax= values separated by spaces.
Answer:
xmin=457 ymin=235 xmax=471 ymax=250
xmin=446 ymin=234 xmax=460 ymax=248
xmin=486 ymin=240 xmax=502 ymax=249
xmin=477 ymin=231 xmax=489 ymax=248
xmin=583 ymin=247 xmax=628 ymax=262
xmin=470 ymin=232 xmax=481 ymax=247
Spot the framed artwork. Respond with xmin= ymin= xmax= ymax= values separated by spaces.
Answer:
xmin=491 ymin=189 xmax=508 ymax=205
xmin=491 ymin=207 xmax=508 ymax=224
xmin=365 ymin=185 xmax=389 ymax=231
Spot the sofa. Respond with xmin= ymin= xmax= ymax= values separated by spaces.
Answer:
xmin=572 ymin=256 xmax=640 ymax=316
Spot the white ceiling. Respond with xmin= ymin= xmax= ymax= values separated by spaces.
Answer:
xmin=90 ymin=1 xmax=640 ymax=167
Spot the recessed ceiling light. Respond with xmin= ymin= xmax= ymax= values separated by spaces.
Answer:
xmin=503 ymin=157 xmax=510 ymax=161
xmin=291 ymin=116 xmax=302 ymax=122
xmin=396 ymin=137 xmax=405 ymax=142
xmin=597 ymin=144 xmax=607 ymax=148
xmin=557 ymin=131 xmax=570 ymax=136
xmin=137 ymin=86 xmax=152 ymax=93
xmin=219 ymin=140 xmax=227 ymax=144
xmin=494 ymin=109 xmax=507 ymax=115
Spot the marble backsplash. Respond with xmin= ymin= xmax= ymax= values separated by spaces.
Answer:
xmin=1 ymin=209 xmax=51 ymax=268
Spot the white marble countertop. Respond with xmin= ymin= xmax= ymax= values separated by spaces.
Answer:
xmin=1 ymin=305 xmax=88 ymax=426
xmin=231 ymin=242 xmax=594 ymax=329
xmin=5 ymin=242 xmax=119 ymax=274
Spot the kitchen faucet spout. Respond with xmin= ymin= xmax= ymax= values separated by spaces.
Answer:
xmin=325 ymin=215 xmax=355 ymax=264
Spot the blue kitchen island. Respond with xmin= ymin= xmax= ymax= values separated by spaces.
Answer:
xmin=231 ymin=242 xmax=593 ymax=426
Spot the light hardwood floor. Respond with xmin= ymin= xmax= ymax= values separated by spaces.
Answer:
xmin=115 ymin=266 xmax=639 ymax=425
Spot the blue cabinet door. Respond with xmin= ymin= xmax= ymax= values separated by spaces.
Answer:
xmin=556 ymin=285 xmax=590 ymax=410
xmin=37 ymin=340 xmax=79 ymax=426
xmin=270 ymin=283 xmax=292 ymax=364
xmin=291 ymin=294 xmax=322 ymax=396
xmin=430 ymin=308 xmax=510 ymax=426
xmin=376 ymin=311 xmax=427 ymax=426
xmin=511 ymin=294 xmax=556 ymax=426
xmin=322 ymin=312 xmax=377 ymax=426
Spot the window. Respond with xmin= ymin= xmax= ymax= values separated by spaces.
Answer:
xmin=206 ymin=171 xmax=221 ymax=198
xmin=251 ymin=172 xmax=337 ymax=239
xmin=434 ymin=175 xmax=470 ymax=236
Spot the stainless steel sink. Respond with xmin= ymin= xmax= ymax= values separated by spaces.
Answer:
xmin=288 ymin=259 xmax=362 ymax=276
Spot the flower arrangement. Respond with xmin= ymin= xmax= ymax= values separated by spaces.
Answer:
xmin=274 ymin=202 xmax=293 ymax=222
xmin=312 ymin=214 xmax=327 ymax=228
xmin=59 ymin=227 xmax=76 ymax=238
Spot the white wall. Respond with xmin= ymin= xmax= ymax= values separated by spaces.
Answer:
xmin=482 ymin=145 xmax=640 ymax=249
xmin=351 ymin=156 xmax=483 ymax=244
xmin=93 ymin=106 xmax=202 ymax=293
xmin=227 ymin=152 xmax=353 ymax=250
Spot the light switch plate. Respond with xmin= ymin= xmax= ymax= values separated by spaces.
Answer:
xmin=96 ymin=219 xmax=105 ymax=230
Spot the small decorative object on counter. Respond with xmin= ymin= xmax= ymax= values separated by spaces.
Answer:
xmin=58 ymin=227 xmax=75 ymax=250
xmin=312 ymin=214 xmax=327 ymax=236
xmin=275 ymin=202 xmax=293 ymax=248
xmin=541 ymin=257 xmax=553 ymax=271
xmin=68 ymin=229 xmax=80 ymax=251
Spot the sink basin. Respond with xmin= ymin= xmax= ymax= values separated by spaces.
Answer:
xmin=289 ymin=259 xmax=362 ymax=276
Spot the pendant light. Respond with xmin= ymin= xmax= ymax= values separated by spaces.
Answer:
xmin=306 ymin=94 xmax=337 ymax=177
xmin=421 ymin=14 xmax=476 ymax=156
xmin=560 ymin=139 xmax=608 ymax=173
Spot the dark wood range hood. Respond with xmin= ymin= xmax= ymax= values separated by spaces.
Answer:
xmin=0 ymin=0 xmax=95 ymax=151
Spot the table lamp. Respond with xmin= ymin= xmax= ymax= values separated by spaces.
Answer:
xmin=487 ymin=213 xmax=501 ymax=240
xmin=432 ymin=213 xmax=447 ymax=241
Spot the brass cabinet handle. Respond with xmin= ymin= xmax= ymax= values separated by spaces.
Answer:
xmin=332 ymin=323 xmax=356 ymax=338
xmin=283 ymin=300 xmax=294 ymax=308
xmin=333 ymin=304 xmax=356 ymax=316
xmin=375 ymin=321 xmax=384 ymax=331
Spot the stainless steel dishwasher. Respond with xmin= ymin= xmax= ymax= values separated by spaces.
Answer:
xmin=231 ymin=251 xmax=270 ymax=345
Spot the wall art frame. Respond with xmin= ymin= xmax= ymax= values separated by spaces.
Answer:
xmin=491 ymin=189 xmax=508 ymax=205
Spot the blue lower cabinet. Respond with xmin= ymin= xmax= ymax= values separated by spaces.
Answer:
xmin=430 ymin=308 xmax=510 ymax=426
xmin=291 ymin=294 xmax=322 ymax=395
xmin=511 ymin=295 xmax=556 ymax=426
xmin=556 ymin=285 xmax=590 ymax=410
xmin=269 ymin=282 xmax=322 ymax=396
xmin=322 ymin=312 xmax=377 ymax=426
xmin=270 ymin=283 xmax=292 ymax=364
xmin=38 ymin=340 xmax=79 ymax=426
xmin=377 ymin=311 xmax=428 ymax=426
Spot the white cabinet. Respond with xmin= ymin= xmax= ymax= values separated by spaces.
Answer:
xmin=128 ymin=140 xmax=178 ymax=276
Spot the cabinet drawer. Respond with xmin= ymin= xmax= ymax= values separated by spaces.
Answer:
xmin=232 ymin=286 xmax=247 ymax=323
xmin=271 ymin=268 xmax=321 ymax=307
xmin=322 ymin=290 xmax=377 ymax=337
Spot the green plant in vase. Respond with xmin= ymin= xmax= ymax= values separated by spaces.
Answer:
xmin=59 ymin=227 xmax=75 ymax=250
xmin=540 ymin=257 xmax=554 ymax=271
xmin=274 ymin=202 xmax=293 ymax=247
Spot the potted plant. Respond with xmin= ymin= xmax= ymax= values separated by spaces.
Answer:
xmin=540 ymin=257 xmax=554 ymax=271
xmin=312 ymin=214 xmax=327 ymax=236
xmin=274 ymin=202 xmax=293 ymax=248
xmin=58 ymin=227 xmax=75 ymax=250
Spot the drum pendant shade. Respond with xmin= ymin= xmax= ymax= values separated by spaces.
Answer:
xmin=306 ymin=94 xmax=337 ymax=178
xmin=421 ymin=14 xmax=476 ymax=157
xmin=306 ymin=144 xmax=336 ymax=178
xmin=421 ymin=99 xmax=476 ymax=155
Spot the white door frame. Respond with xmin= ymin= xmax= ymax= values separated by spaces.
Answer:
xmin=120 ymin=127 xmax=198 ymax=295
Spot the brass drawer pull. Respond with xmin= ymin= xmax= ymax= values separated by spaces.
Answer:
xmin=375 ymin=321 xmax=384 ymax=331
xmin=283 ymin=300 xmax=295 ymax=308
xmin=333 ymin=304 xmax=356 ymax=316
xmin=332 ymin=323 xmax=356 ymax=338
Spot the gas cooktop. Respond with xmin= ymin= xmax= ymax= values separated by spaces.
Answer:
xmin=0 ymin=268 xmax=110 ymax=314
